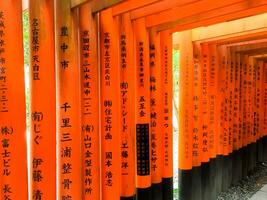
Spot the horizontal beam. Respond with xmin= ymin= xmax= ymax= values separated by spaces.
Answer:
xmin=146 ymin=0 xmax=249 ymax=28
xmin=112 ymin=0 xmax=162 ymax=16
xmin=129 ymin=0 xmax=200 ymax=20
xmin=158 ymin=0 xmax=267 ymax=33
xmin=23 ymin=0 xmax=125 ymax=11
xmin=192 ymin=13 xmax=267 ymax=41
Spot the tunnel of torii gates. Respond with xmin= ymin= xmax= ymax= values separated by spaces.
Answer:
xmin=1 ymin=0 xmax=267 ymax=200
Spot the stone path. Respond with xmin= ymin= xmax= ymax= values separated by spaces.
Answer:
xmin=250 ymin=184 xmax=267 ymax=200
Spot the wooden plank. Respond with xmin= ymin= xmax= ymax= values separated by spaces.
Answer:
xmin=191 ymin=13 xmax=267 ymax=41
xmin=90 ymin=0 xmax=125 ymax=13
xmin=146 ymin=0 xmax=250 ymax=28
xmin=158 ymin=1 xmax=267 ymax=32
xmin=112 ymin=0 xmax=162 ymax=16
xmin=130 ymin=0 xmax=200 ymax=20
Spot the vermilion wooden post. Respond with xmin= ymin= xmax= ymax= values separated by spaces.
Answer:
xmin=79 ymin=3 xmax=100 ymax=199
xmin=0 ymin=1 xmax=28 ymax=199
xmin=232 ymin=49 xmax=241 ymax=184
xmin=55 ymin=0 xmax=82 ymax=199
xmin=118 ymin=12 xmax=136 ymax=200
xmin=178 ymin=30 xmax=193 ymax=200
xmin=149 ymin=28 xmax=163 ymax=200
xmin=29 ymin=0 xmax=56 ymax=199
xmin=227 ymin=47 xmax=234 ymax=187
xmin=241 ymin=53 xmax=249 ymax=178
xmin=216 ymin=45 xmax=225 ymax=194
xmin=208 ymin=43 xmax=218 ymax=197
xmin=99 ymin=8 xmax=121 ymax=200
xmin=237 ymin=52 xmax=244 ymax=182
xmin=218 ymin=45 xmax=229 ymax=191
xmin=160 ymin=30 xmax=173 ymax=200
xmin=247 ymin=55 xmax=254 ymax=173
xmin=256 ymin=60 xmax=263 ymax=163
xmin=133 ymin=18 xmax=151 ymax=200
xmin=263 ymin=62 xmax=267 ymax=162
xmin=192 ymin=42 xmax=202 ymax=200
xmin=200 ymin=43 xmax=214 ymax=200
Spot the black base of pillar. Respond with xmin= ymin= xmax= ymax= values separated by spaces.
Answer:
xmin=210 ymin=158 xmax=217 ymax=200
xmin=263 ymin=136 xmax=267 ymax=162
xmin=257 ymin=138 xmax=263 ymax=163
xmin=215 ymin=155 xmax=223 ymax=195
xmin=178 ymin=169 xmax=192 ymax=200
xmin=228 ymin=153 xmax=233 ymax=188
xmin=191 ymin=166 xmax=202 ymax=200
xmin=162 ymin=178 xmax=173 ymax=200
xmin=120 ymin=196 xmax=136 ymax=200
xmin=152 ymin=182 xmax=162 ymax=200
xmin=137 ymin=187 xmax=152 ymax=200
xmin=242 ymin=145 xmax=248 ymax=178
xmin=222 ymin=155 xmax=228 ymax=192
xmin=232 ymin=150 xmax=239 ymax=185
xmin=201 ymin=162 xmax=212 ymax=200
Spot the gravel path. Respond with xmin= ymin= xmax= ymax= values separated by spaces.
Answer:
xmin=217 ymin=163 xmax=267 ymax=200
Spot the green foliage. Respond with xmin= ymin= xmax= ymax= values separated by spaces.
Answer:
xmin=173 ymin=49 xmax=180 ymax=100
xmin=23 ymin=11 xmax=29 ymax=67
xmin=23 ymin=11 xmax=30 ymax=129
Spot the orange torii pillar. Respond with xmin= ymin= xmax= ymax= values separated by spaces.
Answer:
xmin=0 ymin=2 xmax=28 ymax=200
xmin=256 ymin=59 xmax=264 ymax=163
xmin=55 ymin=1 xmax=82 ymax=199
xmin=216 ymin=45 xmax=226 ymax=194
xmin=178 ymin=30 xmax=193 ymax=200
xmin=149 ymin=28 xmax=163 ymax=200
xmin=29 ymin=0 xmax=56 ymax=199
xmin=231 ymin=48 xmax=242 ymax=184
xmin=208 ymin=43 xmax=219 ymax=198
xmin=200 ymin=43 xmax=214 ymax=200
xmin=160 ymin=30 xmax=173 ymax=200
xmin=194 ymin=43 xmax=203 ymax=197
xmin=262 ymin=62 xmax=267 ymax=161
xmin=191 ymin=42 xmax=202 ymax=200
xmin=217 ymin=45 xmax=230 ymax=191
xmin=236 ymin=52 xmax=244 ymax=182
xmin=133 ymin=18 xmax=151 ymax=200
xmin=99 ymin=8 xmax=121 ymax=200
xmin=118 ymin=13 xmax=136 ymax=200
xmin=79 ymin=3 xmax=100 ymax=199
xmin=241 ymin=53 xmax=249 ymax=178
xmin=247 ymin=55 xmax=255 ymax=173
xmin=226 ymin=47 xmax=233 ymax=188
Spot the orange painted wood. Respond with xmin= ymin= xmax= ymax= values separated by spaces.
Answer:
xmin=79 ymin=3 xmax=100 ymax=199
xmin=130 ymin=0 xmax=200 ymax=20
xmin=146 ymin=0 xmax=255 ymax=28
xmin=263 ymin=62 xmax=267 ymax=136
xmin=208 ymin=44 xmax=218 ymax=158
xmin=112 ymin=0 xmax=162 ymax=16
xmin=0 ymin=1 xmax=28 ymax=199
xmin=218 ymin=46 xmax=230 ymax=156
xmin=149 ymin=28 xmax=163 ymax=185
xmin=133 ymin=17 xmax=151 ymax=189
xmin=160 ymin=30 xmax=173 ymax=178
xmin=29 ymin=0 xmax=56 ymax=199
xmin=192 ymin=42 xmax=203 ymax=166
xmin=99 ymin=8 xmax=121 ymax=200
xmin=247 ymin=56 xmax=254 ymax=145
xmin=227 ymin=47 xmax=234 ymax=154
xmin=217 ymin=46 xmax=225 ymax=156
xmin=179 ymin=31 xmax=193 ymax=170
xmin=167 ymin=2 xmax=267 ymax=33
xmin=118 ymin=12 xmax=136 ymax=198
xmin=200 ymin=43 xmax=211 ymax=162
xmin=55 ymin=0 xmax=82 ymax=199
